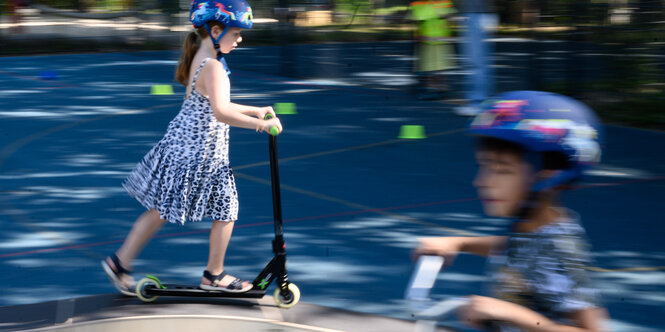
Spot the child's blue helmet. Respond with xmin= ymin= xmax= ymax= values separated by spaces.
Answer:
xmin=190 ymin=0 xmax=253 ymax=30
xmin=469 ymin=90 xmax=602 ymax=192
xmin=190 ymin=0 xmax=253 ymax=63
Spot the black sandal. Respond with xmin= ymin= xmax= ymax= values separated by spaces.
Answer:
xmin=200 ymin=270 xmax=252 ymax=293
xmin=101 ymin=254 xmax=135 ymax=296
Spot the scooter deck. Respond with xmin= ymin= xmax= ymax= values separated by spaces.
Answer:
xmin=143 ymin=284 xmax=266 ymax=298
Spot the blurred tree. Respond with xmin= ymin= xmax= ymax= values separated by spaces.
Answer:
xmin=635 ymin=0 xmax=663 ymax=24
xmin=335 ymin=0 xmax=371 ymax=25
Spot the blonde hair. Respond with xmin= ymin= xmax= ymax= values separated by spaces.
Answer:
xmin=175 ymin=22 xmax=225 ymax=86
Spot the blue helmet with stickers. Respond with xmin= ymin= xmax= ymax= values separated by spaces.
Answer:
xmin=190 ymin=0 xmax=253 ymax=65
xmin=190 ymin=0 xmax=253 ymax=29
xmin=469 ymin=90 xmax=603 ymax=192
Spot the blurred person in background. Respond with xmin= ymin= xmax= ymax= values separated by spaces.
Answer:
xmin=9 ymin=0 xmax=24 ymax=33
xmin=415 ymin=91 xmax=609 ymax=331
xmin=454 ymin=0 xmax=496 ymax=116
xmin=409 ymin=0 xmax=457 ymax=100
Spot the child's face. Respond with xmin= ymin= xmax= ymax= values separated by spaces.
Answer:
xmin=473 ymin=149 xmax=533 ymax=218
xmin=218 ymin=27 xmax=243 ymax=54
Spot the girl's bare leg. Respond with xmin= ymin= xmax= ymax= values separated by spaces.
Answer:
xmin=107 ymin=209 xmax=167 ymax=285
xmin=201 ymin=220 xmax=250 ymax=288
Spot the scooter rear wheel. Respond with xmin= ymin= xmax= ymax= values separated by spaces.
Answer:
xmin=136 ymin=277 xmax=160 ymax=302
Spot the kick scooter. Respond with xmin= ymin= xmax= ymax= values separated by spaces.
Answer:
xmin=135 ymin=119 xmax=300 ymax=308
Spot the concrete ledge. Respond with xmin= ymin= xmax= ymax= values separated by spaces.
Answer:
xmin=0 ymin=294 xmax=453 ymax=332
xmin=29 ymin=315 xmax=340 ymax=332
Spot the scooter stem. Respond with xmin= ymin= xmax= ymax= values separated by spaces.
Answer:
xmin=269 ymin=134 xmax=284 ymax=240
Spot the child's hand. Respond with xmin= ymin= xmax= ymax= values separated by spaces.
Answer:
xmin=262 ymin=117 xmax=283 ymax=135
xmin=412 ymin=237 xmax=459 ymax=266
xmin=458 ymin=296 xmax=520 ymax=329
xmin=256 ymin=106 xmax=276 ymax=120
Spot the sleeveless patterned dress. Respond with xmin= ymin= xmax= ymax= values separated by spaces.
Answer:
xmin=123 ymin=58 xmax=239 ymax=225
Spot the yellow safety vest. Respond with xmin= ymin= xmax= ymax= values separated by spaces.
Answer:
xmin=409 ymin=0 xmax=455 ymax=44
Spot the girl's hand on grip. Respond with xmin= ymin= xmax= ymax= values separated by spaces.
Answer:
xmin=256 ymin=106 xmax=276 ymax=121
xmin=263 ymin=117 xmax=282 ymax=135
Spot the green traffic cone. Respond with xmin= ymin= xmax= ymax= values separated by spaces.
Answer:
xmin=151 ymin=85 xmax=174 ymax=95
xmin=398 ymin=125 xmax=426 ymax=139
xmin=274 ymin=102 xmax=297 ymax=114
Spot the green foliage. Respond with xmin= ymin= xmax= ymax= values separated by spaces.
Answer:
xmin=32 ymin=0 xmax=134 ymax=11
xmin=335 ymin=0 xmax=371 ymax=15
xmin=37 ymin=0 xmax=83 ymax=10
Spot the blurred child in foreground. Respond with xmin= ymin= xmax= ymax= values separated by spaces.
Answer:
xmin=415 ymin=91 xmax=609 ymax=331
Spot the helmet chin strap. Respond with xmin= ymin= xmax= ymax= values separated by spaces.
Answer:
xmin=204 ymin=23 xmax=232 ymax=74
xmin=530 ymin=168 xmax=581 ymax=193
xmin=516 ymin=167 xmax=581 ymax=223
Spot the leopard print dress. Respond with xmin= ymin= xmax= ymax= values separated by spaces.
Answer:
xmin=123 ymin=58 xmax=239 ymax=225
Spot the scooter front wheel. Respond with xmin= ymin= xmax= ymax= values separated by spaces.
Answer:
xmin=273 ymin=283 xmax=300 ymax=309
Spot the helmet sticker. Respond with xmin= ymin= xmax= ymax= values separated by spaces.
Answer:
xmin=516 ymin=119 xmax=600 ymax=163
xmin=238 ymin=9 xmax=253 ymax=24
xmin=215 ymin=3 xmax=235 ymax=21
xmin=471 ymin=110 xmax=499 ymax=128
xmin=563 ymin=136 xmax=601 ymax=164
xmin=195 ymin=2 xmax=208 ymax=16
xmin=492 ymin=99 xmax=528 ymax=114
xmin=471 ymin=99 xmax=528 ymax=128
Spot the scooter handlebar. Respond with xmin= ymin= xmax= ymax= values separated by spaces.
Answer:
xmin=264 ymin=113 xmax=281 ymax=136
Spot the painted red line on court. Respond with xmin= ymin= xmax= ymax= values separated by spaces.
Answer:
xmin=569 ymin=175 xmax=665 ymax=190
xmin=0 ymin=239 xmax=124 ymax=259
xmin=0 ymin=197 xmax=478 ymax=259
xmin=281 ymin=197 xmax=480 ymax=224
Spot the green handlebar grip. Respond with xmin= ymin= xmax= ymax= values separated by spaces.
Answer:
xmin=264 ymin=114 xmax=280 ymax=136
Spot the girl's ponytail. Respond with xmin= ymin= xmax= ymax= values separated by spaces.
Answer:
xmin=175 ymin=27 xmax=207 ymax=86
xmin=174 ymin=22 xmax=225 ymax=86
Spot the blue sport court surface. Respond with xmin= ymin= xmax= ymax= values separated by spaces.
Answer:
xmin=0 ymin=43 xmax=664 ymax=331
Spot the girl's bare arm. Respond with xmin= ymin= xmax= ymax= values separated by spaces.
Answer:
xmin=203 ymin=61 xmax=270 ymax=131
